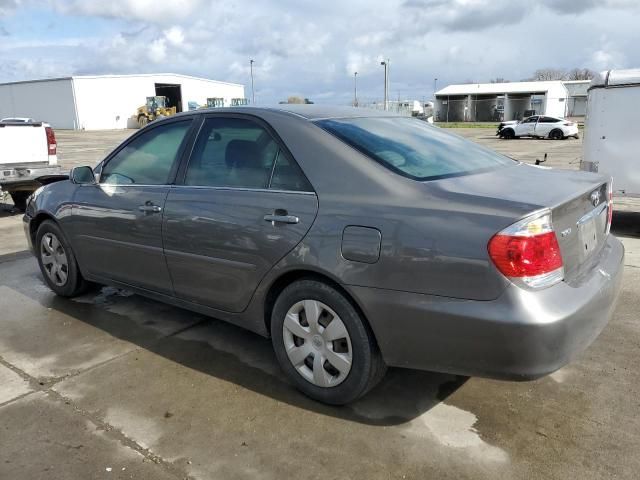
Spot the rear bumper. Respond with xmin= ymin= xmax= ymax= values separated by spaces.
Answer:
xmin=0 ymin=165 xmax=61 ymax=191
xmin=563 ymin=126 xmax=580 ymax=137
xmin=350 ymin=234 xmax=624 ymax=379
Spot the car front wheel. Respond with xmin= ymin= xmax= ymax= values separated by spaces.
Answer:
xmin=501 ymin=128 xmax=515 ymax=139
xmin=36 ymin=220 xmax=87 ymax=297
xmin=271 ymin=279 xmax=386 ymax=404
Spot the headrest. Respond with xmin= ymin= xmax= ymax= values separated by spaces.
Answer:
xmin=225 ymin=140 xmax=261 ymax=169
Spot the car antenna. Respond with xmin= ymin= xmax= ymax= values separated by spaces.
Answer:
xmin=535 ymin=153 xmax=548 ymax=166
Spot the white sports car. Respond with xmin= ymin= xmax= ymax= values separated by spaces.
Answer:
xmin=497 ymin=115 xmax=579 ymax=140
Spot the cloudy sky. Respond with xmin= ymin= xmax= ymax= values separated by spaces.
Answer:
xmin=0 ymin=0 xmax=638 ymax=104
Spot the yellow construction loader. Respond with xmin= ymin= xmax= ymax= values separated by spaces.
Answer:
xmin=205 ymin=97 xmax=225 ymax=108
xmin=136 ymin=96 xmax=176 ymax=127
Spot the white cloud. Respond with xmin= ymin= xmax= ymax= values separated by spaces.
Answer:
xmin=0 ymin=0 xmax=20 ymax=16
xmin=148 ymin=38 xmax=166 ymax=63
xmin=1 ymin=0 xmax=639 ymax=104
xmin=50 ymin=0 xmax=206 ymax=23
xmin=165 ymin=26 xmax=184 ymax=47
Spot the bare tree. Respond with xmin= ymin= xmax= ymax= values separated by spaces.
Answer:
xmin=530 ymin=68 xmax=568 ymax=81
xmin=566 ymin=68 xmax=596 ymax=80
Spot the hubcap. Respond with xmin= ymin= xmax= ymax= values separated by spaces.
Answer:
xmin=282 ymin=299 xmax=353 ymax=388
xmin=40 ymin=233 xmax=69 ymax=287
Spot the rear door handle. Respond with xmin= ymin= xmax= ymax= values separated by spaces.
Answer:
xmin=264 ymin=214 xmax=299 ymax=225
xmin=138 ymin=204 xmax=162 ymax=213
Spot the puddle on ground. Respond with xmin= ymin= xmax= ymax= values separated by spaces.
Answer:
xmin=176 ymin=324 xmax=281 ymax=378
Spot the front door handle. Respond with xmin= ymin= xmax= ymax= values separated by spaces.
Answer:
xmin=138 ymin=203 xmax=162 ymax=214
xmin=264 ymin=213 xmax=299 ymax=225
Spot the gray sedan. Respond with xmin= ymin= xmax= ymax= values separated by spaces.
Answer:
xmin=23 ymin=106 xmax=624 ymax=405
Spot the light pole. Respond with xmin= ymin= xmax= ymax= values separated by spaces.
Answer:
xmin=381 ymin=59 xmax=389 ymax=111
xmin=433 ymin=77 xmax=438 ymax=121
xmin=250 ymin=59 xmax=255 ymax=105
xmin=353 ymin=72 xmax=358 ymax=107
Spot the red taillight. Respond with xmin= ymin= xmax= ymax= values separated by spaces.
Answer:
xmin=488 ymin=210 xmax=564 ymax=289
xmin=606 ymin=179 xmax=613 ymax=234
xmin=488 ymin=232 xmax=563 ymax=277
xmin=45 ymin=126 xmax=57 ymax=155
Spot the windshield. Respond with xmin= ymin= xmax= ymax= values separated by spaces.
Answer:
xmin=316 ymin=117 xmax=516 ymax=181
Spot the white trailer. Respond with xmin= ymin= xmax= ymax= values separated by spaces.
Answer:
xmin=581 ymin=69 xmax=640 ymax=197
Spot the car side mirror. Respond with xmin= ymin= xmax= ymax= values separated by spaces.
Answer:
xmin=70 ymin=166 xmax=96 ymax=185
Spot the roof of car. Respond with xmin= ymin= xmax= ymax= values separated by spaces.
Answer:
xmin=176 ymin=105 xmax=402 ymax=121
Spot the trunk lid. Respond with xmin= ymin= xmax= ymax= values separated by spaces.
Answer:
xmin=430 ymin=162 xmax=610 ymax=282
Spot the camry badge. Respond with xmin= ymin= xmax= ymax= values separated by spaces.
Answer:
xmin=590 ymin=190 xmax=601 ymax=207
xmin=560 ymin=228 xmax=572 ymax=237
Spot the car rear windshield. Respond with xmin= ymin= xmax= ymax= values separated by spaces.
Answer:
xmin=316 ymin=117 xmax=516 ymax=181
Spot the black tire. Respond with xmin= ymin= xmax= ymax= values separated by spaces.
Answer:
xmin=35 ymin=220 xmax=87 ymax=297
xmin=501 ymin=128 xmax=515 ymax=139
xmin=271 ymin=279 xmax=386 ymax=405
xmin=10 ymin=191 xmax=30 ymax=212
xmin=549 ymin=129 xmax=564 ymax=140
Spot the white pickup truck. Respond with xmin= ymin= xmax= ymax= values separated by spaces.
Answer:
xmin=0 ymin=118 xmax=61 ymax=211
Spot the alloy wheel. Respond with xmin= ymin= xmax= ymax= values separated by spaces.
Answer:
xmin=282 ymin=299 xmax=353 ymax=387
xmin=40 ymin=232 xmax=69 ymax=286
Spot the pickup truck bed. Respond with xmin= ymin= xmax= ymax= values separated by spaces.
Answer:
xmin=0 ymin=120 xmax=60 ymax=210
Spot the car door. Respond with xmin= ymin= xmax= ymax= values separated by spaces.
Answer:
xmin=70 ymin=119 xmax=194 ymax=294
xmin=514 ymin=116 xmax=537 ymax=136
xmin=162 ymin=114 xmax=318 ymax=313
xmin=535 ymin=116 xmax=558 ymax=137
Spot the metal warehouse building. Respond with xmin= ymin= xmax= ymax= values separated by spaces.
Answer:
xmin=0 ymin=73 xmax=245 ymax=130
xmin=434 ymin=80 xmax=589 ymax=122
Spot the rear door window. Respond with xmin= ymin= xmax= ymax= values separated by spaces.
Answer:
xmin=269 ymin=151 xmax=313 ymax=192
xmin=316 ymin=117 xmax=515 ymax=181
xmin=185 ymin=117 xmax=312 ymax=191
xmin=185 ymin=117 xmax=277 ymax=189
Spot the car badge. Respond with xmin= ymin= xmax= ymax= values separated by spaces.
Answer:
xmin=590 ymin=190 xmax=601 ymax=207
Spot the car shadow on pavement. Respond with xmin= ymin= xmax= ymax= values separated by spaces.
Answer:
xmin=612 ymin=211 xmax=640 ymax=239
xmin=44 ymin=286 xmax=467 ymax=427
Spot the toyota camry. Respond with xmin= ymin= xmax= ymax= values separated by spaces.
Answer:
xmin=23 ymin=106 xmax=623 ymax=404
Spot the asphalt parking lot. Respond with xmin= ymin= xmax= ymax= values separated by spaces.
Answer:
xmin=1 ymin=128 xmax=639 ymax=479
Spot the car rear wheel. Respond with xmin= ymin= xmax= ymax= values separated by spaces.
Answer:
xmin=36 ymin=220 xmax=87 ymax=297
xmin=549 ymin=129 xmax=564 ymax=140
xmin=271 ymin=279 xmax=386 ymax=404
xmin=501 ymin=128 xmax=515 ymax=139
xmin=9 ymin=191 xmax=29 ymax=212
